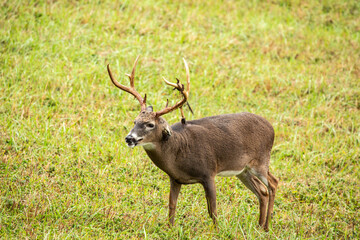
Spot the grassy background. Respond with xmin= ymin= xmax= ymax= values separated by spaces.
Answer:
xmin=1 ymin=0 xmax=359 ymax=239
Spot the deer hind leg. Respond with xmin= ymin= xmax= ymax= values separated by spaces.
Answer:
xmin=237 ymin=169 xmax=269 ymax=230
xmin=265 ymin=171 xmax=279 ymax=228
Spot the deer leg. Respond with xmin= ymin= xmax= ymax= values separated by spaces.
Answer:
xmin=169 ymin=177 xmax=182 ymax=226
xmin=265 ymin=171 xmax=279 ymax=228
xmin=237 ymin=169 xmax=269 ymax=230
xmin=202 ymin=178 xmax=217 ymax=224
xmin=251 ymin=169 xmax=279 ymax=231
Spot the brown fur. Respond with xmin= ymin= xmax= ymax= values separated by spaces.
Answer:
xmin=127 ymin=110 xmax=279 ymax=231
xmin=109 ymin=57 xmax=278 ymax=231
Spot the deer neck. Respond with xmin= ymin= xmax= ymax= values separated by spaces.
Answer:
xmin=142 ymin=129 xmax=187 ymax=177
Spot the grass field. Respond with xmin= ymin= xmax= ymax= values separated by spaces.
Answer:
xmin=1 ymin=0 xmax=359 ymax=239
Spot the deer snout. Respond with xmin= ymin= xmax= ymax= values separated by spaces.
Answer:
xmin=125 ymin=134 xmax=143 ymax=147
xmin=125 ymin=135 xmax=135 ymax=145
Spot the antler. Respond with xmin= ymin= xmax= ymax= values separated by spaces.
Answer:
xmin=107 ymin=56 xmax=147 ymax=111
xmin=156 ymin=58 xmax=190 ymax=117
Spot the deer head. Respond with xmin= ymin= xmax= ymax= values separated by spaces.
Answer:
xmin=107 ymin=56 xmax=190 ymax=148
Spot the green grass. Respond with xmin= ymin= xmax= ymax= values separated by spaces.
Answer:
xmin=1 ymin=0 xmax=359 ymax=238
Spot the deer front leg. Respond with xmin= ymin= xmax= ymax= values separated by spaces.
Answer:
xmin=169 ymin=177 xmax=182 ymax=226
xmin=202 ymin=178 xmax=217 ymax=224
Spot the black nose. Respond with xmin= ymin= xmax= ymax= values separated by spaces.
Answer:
xmin=125 ymin=135 xmax=135 ymax=144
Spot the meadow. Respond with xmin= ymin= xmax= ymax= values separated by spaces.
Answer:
xmin=1 ymin=0 xmax=359 ymax=239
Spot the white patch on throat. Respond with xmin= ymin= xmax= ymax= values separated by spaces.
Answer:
xmin=217 ymin=170 xmax=245 ymax=177
xmin=141 ymin=142 xmax=156 ymax=150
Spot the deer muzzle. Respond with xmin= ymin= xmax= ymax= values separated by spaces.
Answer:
xmin=125 ymin=134 xmax=143 ymax=148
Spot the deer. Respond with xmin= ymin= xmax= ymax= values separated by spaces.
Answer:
xmin=106 ymin=56 xmax=279 ymax=231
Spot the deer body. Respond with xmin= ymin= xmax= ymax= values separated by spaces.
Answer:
xmin=143 ymin=113 xmax=274 ymax=184
xmin=107 ymin=57 xmax=279 ymax=231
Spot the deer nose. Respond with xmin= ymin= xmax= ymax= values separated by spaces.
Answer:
xmin=125 ymin=135 xmax=135 ymax=144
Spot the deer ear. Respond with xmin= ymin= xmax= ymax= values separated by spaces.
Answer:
xmin=146 ymin=106 xmax=153 ymax=112
xmin=162 ymin=125 xmax=172 ymax=141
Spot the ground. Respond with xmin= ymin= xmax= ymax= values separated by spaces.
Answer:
xmin=0 ymin=0 xmax=359 ymax=239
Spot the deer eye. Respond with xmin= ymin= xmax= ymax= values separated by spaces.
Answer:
xmin=146 ymin=123 xmax=155 ymax=128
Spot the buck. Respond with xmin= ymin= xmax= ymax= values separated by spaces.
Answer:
xmin=107 ymin=56 xmax=279 ymax=231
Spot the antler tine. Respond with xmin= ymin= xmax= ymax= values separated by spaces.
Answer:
xmin=183 ymin=58 xmax=190 ymax=95
xmin=162 ymin=77 xmax=179 ymax=89
xmin=107 ymin=56 xmax=147 ymax=111
xmin=125 ymin=55 xmax=140 ymax=88
xmin=156 ymin=58 xmax=190 ymax=117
